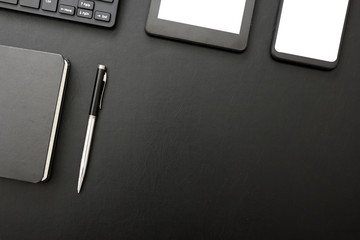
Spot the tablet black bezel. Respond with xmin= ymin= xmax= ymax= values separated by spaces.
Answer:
xmin=145 ymin=0 xmax=256 ymax=52
xmin=271 ymin=0 xmax=351 ymax=70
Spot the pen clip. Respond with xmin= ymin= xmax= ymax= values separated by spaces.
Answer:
xmin=99 ymin=72 xmax=107 ymax=110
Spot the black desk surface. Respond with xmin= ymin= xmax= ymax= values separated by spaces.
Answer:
xmin=1 ymin=1 xmax=360 ymax=239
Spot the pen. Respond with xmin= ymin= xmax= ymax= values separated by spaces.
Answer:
xmin=77 ymin=65 xmax=107 ymax=193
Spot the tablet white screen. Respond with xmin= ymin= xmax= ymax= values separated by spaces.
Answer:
xmin=275 ymin=0 xmax=349 ymax=62
xmin=158 ymin=0 xmax=247 ymax=34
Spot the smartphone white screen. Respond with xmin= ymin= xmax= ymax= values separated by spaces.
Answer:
xmin=158 ymin=0 xmax=247 ymax=34
xmin=275 ymin=0 xmax=349 ymax=62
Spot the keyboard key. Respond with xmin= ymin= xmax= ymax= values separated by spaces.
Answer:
xmin=0 ymin=0 xmax=18 ymax=4
xmin=78 ymin=0 xmax=94 ymax=10
xmin=77 ymin=9 xmax=92 ymax=19
xmin=59 ymin=5 xmax=75 ymax=16
xmin=42 ymin=0 xmax=58 ymax=12
xmin=20 ymin=0 xmax=40 ymax=8
xmin=94 ymin=11 xmax=111 ymax=22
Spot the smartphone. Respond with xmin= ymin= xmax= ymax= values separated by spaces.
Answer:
xmin=271 ymin=0 xmax=350 ymax=69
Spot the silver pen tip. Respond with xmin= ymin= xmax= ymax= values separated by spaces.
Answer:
xmin=77 ymin=178 xmax=83 ymax=193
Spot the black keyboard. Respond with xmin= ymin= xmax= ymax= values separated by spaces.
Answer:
xmin=0 ymin=0 xmax=119 ymax=28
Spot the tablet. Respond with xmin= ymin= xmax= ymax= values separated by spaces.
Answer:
xmin=271 ymin=0 xmax=350 ymax=69
xmin=146 ymin=0 xmax=256 ymax=52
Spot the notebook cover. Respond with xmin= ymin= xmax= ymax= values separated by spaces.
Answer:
xmin=0 ymin=45 xmax=69 ymax=183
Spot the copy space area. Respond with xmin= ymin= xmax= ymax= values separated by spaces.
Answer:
xmin=275 ymin=0 xmax=349 ymax=62
xmin=158 ymin=0 xmax=246 ymax=34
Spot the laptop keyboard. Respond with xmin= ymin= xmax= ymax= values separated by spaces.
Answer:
xmin=0 ymin=0 xmax=119 ymax=28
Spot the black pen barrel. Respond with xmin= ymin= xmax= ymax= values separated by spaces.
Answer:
xmin=89 ymin=65 xmax=106 ymax=116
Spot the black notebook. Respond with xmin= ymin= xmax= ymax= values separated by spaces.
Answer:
xmin=0 ymin=45 xmax=70 ymax=183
